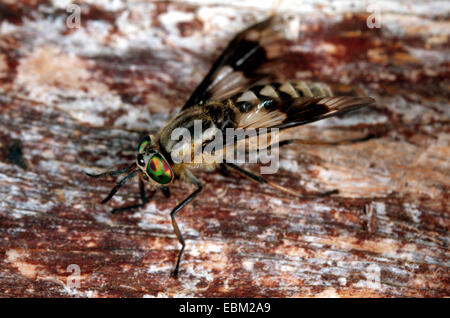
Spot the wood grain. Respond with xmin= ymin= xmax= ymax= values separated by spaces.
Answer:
xmin=0 ymin=1 xmax=448 ymax=297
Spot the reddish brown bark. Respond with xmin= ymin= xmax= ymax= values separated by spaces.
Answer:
xmin=0 ymin=1 xmax=448 ymax=297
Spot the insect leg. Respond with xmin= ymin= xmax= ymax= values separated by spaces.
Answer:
xmin=226 ymin=163 xmax=338 ymax=199
xmin=111 ymin=177 xmax=149 ymax=214
xmin=284 ymin=134 xmax=378 ymax=147
xmin=86 ymin=163 xmax=136 ymax=178
xmin=100 ymin=169 xmax=139 ymax=204
xmin=161 ymin=186 xmax=171 ymax=198
xmin=219 ymin=163 xmax=231 ymax=177
xmin=170 ymin=170 xmax=203 ymax=278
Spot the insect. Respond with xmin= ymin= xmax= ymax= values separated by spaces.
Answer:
xmin=87 ymin=16 xmax=375 ymax=277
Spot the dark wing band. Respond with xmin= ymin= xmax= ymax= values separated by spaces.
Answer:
xmin=231 ymin=81 xmax=376 ymax=131
xmin=181 ymin=16 xmax=290 ymax=111
xmin=273 ymin=96 xmax=376 ymax=130
xmin=215 ymin=94 xmax=375 ymax=160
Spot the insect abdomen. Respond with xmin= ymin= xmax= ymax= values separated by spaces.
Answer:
xmin=231 ymin=81 xmax=333 ymax=113
xmin=228 ymin=81 xmax=334 ymax=130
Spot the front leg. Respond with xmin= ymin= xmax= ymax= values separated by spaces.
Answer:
xmin=160 ymin=186 xmax=171 ymax=198
xmin=219 ymin=163 xmax=231 ymax=177
xmin=170 ymin=170 xmax=203 ymax=278
xmin=111 ymin=177 xmax=150 ymax=214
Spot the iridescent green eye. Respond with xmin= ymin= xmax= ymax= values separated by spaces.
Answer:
xmin=146 ymin=153 xmax=173 ymax=184
xmin=138 ymin=135 xmax=151 ymax=153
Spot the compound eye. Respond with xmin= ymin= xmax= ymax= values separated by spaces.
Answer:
xmin=137 ymin=135 xmax=151 ymax=153
xmin=146 ymin=153 xmax=173 ymax=184
xmin=137 ymin=153 xmax=145 ymax=167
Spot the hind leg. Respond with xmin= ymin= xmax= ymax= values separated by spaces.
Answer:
xmin=226 ymin=163 xmax=338 ymax=199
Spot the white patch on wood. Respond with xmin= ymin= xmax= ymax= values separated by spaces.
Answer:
xmin=355 ymin=264 xmax=382 ymax=290
xmin=159 ymin=11 xmax=195 ymax=36
xmin=6 ymin=249 xmax=37 ymax=279
xmin=403 ymin=203 xmax=422 ymax=223
xmin=315 ymin=287 xmax=340 ymax=298
xmin=269 ymin=198 xmax=283 ymax=206
xmin=242 ymin=260 xmax=254 ymax=271
xmin=279 ymin=159 xmax=298 ymax=173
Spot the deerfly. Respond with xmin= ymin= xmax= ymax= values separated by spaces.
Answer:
xmin=87 ymin=16 xmax=375 ymax=278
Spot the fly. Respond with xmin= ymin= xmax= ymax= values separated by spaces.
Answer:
xmin=87 ymin=16 xmax=375 ymax=278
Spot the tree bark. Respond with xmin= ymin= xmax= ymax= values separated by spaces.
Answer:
xmin=0 ymin=0 xmax=448 ymax=297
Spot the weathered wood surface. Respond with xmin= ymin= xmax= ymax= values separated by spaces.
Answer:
xmin=0 ymin=0 xmax=449 ymax=297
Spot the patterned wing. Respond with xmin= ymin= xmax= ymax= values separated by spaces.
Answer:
xmin=162 ymin=80 xmax=375 ymax=165
xmin=215 ymin=81 xmax=375 ymax=158
xmin=181 ymin=16 xmax=292 ymax=111
xmin=230 ymin=81 xmax=375 ymax=131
